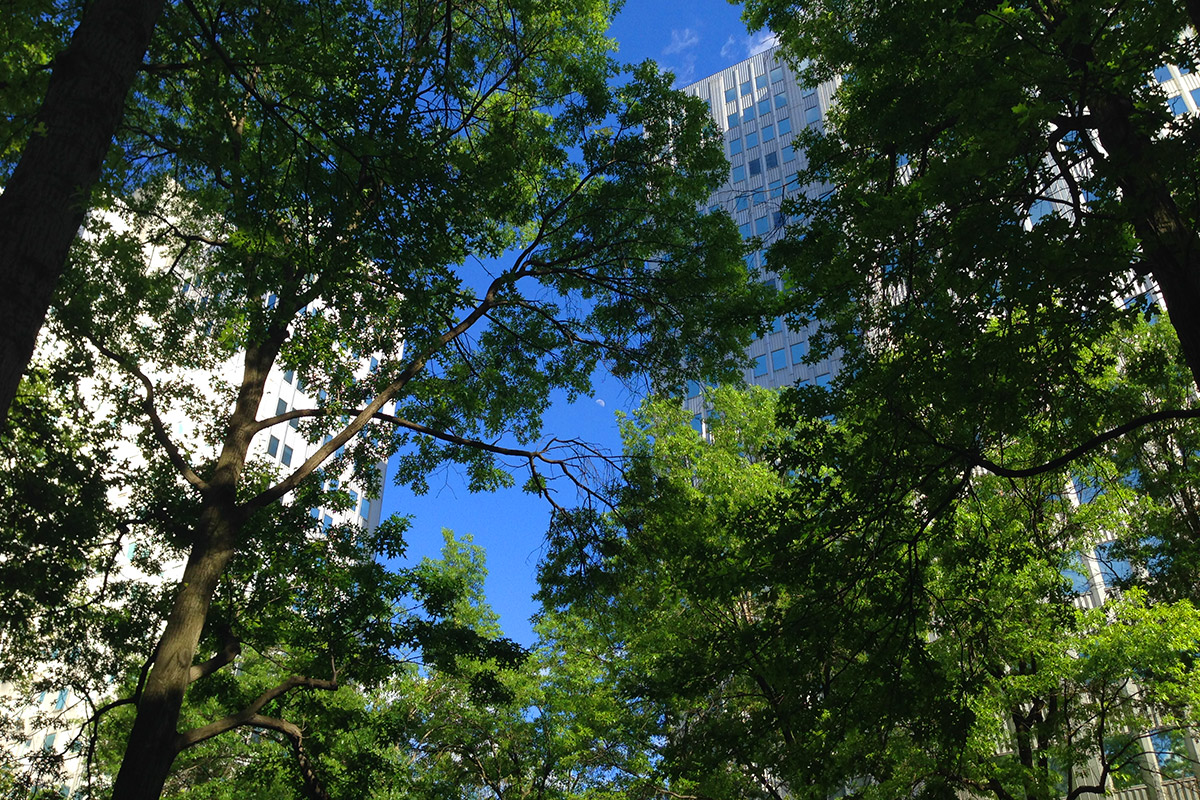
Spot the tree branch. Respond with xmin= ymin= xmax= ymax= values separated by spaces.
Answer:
xmin=248 ymin=714 xmax=333 ymax=800
xmin=968 ymin=407 xmax=1200 ymax=478
xmin=80 ymin=330 xmax=210 ymax=492
xmin=175 ymin=674 xmax=337 ymax=750
xmin=188 ymin=626 xmax=241 ymax=683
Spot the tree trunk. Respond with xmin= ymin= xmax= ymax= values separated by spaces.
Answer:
xmin=111 ymin=505 xmax=239 ymax=800
xmin=1045 ymin=8 xmax=1200 ymax=393
xmin=112 ymin=342 xmax=278 ymax=799
xmin=1088 ymin=89 xmax=1200 ymax=395
xmin=0 ymin=0 xmax=164 ymax=426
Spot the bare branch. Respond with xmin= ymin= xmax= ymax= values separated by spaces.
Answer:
xmin=247 ymin=714 xmax=333 ymax=800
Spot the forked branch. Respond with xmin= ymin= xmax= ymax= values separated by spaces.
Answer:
xmin=175 ymin=674 xmax=337 ymax=750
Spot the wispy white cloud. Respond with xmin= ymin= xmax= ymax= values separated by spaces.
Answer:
xmin=663 ymin=28 xmax=699 ymax=56
xmin=747 ymin=31 xmax=779 ymax=56
xmin=720 ymin=35 xmax=739 ymax=60
xmin=673 ymin=54 xmax=698 ymax=85
xmin=722 ymin=30 xmax=781 ymax=61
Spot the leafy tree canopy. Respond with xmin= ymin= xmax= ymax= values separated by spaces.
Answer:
xmin=542 ymin=375 xmax=1200 ymax=800
xmin=0 ymin=0 xmax=768 ymax=796
xmin=740 ymin=0 xmax=1200 ymax=483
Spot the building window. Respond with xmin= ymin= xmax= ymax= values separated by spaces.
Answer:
xmin=691 ymin=414 xmax=703 ymax=434
xmin=686 ymin=380 xmax=702 ymax=398
xmin=739 ymin=222 xmax=753 ymax=238
xmin=740 ymin=80 xmax=752 ymax=95
xmin=765 ymin=151 xmax=780 ymax=171
xmin=774 ymin=92 xmax=788 ymax=109
xmin=753 ymin=186 xmax=766 ymax=205
xmin=754 ymin=354 xmax=768 ymax=377
xmin=709 ymin=205 xmax=720 ymax=215
xmin=282 ymin=445 xmax=294 ymax=466
xmin=802 ymin=85 xmax=817 ymax=98
xmin=743 ymin=106 xmax=756 ymax=123
xmin=777 ymin=117 xmax=792 ymax=134
xmin=725 ymin=86 xmax=737 ymax=103
xmin=773 ymin=211 xmax=786 ymax=228
xmin=748 ymin=158 xmax=763 ymax=176
xmin=727 ymin=112 xmax=740 ymax=128
xmin=283 ymin=369 xmax=294 ymax=384
xmin=762 ymin=124 xmax=775 ymax=142
xmin=1192 ymin=87 xmax=1200 ymax=108
xmin=805 ymin=104 xmax=822 ymax=125
xmin=1154 ymin=65 xmax=1173 ymax=83
xmin=758 ymin=98 xmax=772 ymax=115
xmin=769 ymin=178 xmax=783 ymax=198
xmin=1168 ymin=94 xmax=1187 ymax=115
xmin=815 ymin=372 xmax=832 ymax=388
xmin=790 ymin=341 xmax=807 ymax=363
xmin=54 ymin=689 xmax=68 ymax=711
xmin=771 ymin=349 xmax=786 ymax=370
xmin=755 ymin=72 xmax=769 ymax=90
xmin=267 ymin=435 xmax=280 ymax=457
xmin=276 ymin=399 xmax=287 ymax=416
xmin=770 ymin=65 xmax=784 ymax=83
xmin=746 ymin=130 xmax=759 ymax=148
xmin=730 ymin=138 xmax=743 ymax=155
xmin=744 ymin=253 xmax=757 ymax=271
xmin=782 ymin=144 xmax=796 ymax=163
xmin=735 ymin=195 xmax=749 ymax=211
xmin=732 ymin=164 xmax=746 ymax=182
xmin=266 ymin=293 xmax=277 ymax=309
xmin=361 ymin=498 xmax=370 ymax=519
xmin=754 ymin=215 xmax=769 ymax=234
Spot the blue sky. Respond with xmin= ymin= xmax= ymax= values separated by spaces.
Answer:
xmin=381 ymin=1 xmax=770 ymax=646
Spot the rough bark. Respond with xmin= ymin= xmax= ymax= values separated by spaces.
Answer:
xmin=0 ymin=0 xmax=165 ymax=426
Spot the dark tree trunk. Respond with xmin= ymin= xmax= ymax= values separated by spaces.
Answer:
xmin=110 ymin=508 xmax=238 ymax=800
xmin=1045 ymin=5 xmax=1200 ymax=393
xmin=112 ymin=343 xmax=279 ymax=800
xmin=1089 ymin=90 xmax=1200 ymax=395
xmin=0 ymin=0 xmax=164 ymax=426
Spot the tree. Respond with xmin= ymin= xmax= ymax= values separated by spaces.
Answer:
xmin=735 ymin=0 xmax=1200 ymax=479
xmin=98 ymin=531 xmax=675 ymax=800
xmin=542 ymin=382 xmax=1200 ymax=800
xmin=0 ymin=0 xmax=165 ymax=424
xmin=536 ymin=4 xmax=1200 ymax=798
xmin=10 ymin=0 xmax=768 ymax=797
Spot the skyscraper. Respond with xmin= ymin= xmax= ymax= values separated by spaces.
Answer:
xmin=677 ymin=47 xmax=839 ymax=430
